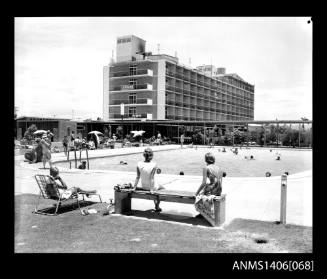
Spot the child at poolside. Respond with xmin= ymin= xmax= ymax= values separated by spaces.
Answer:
xmin=133 ymin=148 xmax=164 ymax=212
xmin=78 ymin=161 xmax=87 ymax=169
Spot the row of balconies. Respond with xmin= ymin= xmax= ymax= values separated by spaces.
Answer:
xmin=165 ymin=97 xmax=252 ymax=110
xmin=166 ymin=71 xmax=214 ymax=88
xmin=166 ymin=72 xmax=255 ymax=95
xmin=166 ymin=85 xmax=253 ymax=102
xmin=165 ymin=104 xmax=250 ymax=115
xmin=110 ymin=69 xmax=153 ymax=78
xmin=175 ymin=107 xmax=252 ymax=116
xmin=166 ymin=114 xmax=252 ymax=121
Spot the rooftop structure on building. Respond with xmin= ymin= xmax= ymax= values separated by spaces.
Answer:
xmin=103 ymin=35 xmax=255 ymax=122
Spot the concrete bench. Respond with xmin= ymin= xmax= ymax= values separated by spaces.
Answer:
xmin=114 ymin=188 xmax=226 ymax=226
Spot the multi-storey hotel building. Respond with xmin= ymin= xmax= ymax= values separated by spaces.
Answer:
xmin=103 ymin=35 xmax=254 ymax=122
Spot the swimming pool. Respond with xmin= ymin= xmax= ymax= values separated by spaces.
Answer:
xmin=54 ymin=147 xmax=312 ymax=177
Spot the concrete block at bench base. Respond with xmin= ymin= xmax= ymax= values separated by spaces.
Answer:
xmin=200 ymin=194 xmax=226 ymax=227
xmin=114 ymin=191 xmax=131 ymax=214
xmin=213 ymin=195 xmax=226 ymax=226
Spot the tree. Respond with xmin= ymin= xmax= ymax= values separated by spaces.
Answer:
xmin=223 ymin=130 xmax=233 ymax=145
xmin=191 ymin=129 xmax=204 ymax=144
xmin=233 ymin=129 xmax=245 ymax=144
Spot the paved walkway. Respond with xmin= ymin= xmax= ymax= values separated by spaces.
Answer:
xmin=15 ymin=145 xmax=312 ymax=227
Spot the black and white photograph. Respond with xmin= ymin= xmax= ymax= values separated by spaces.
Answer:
xmin=14 ymin=17 xmax=313 ymax=256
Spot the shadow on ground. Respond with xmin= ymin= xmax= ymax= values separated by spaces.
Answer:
xmin=15 ymin=194 xmax=312 ymax=253
xmin=34 ymin=200 xmax=97 ymax=215
xmin=128 ymin=209 xmax=212 ymax=227
xmin=16 ymin=193 xmax=100 ymax=215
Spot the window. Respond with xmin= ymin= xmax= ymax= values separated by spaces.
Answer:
xmin=129 ymin=93 xmax=136 ymax=104
xmin=118 ymin=37 xmax=131 ymax=44
xmin=129 ymin=107 xmax=136 ymax=117
xmin=129 ymin=79 xmax=137 ymax=86
xmin=129 ymin=65 xmax=137 ymax=76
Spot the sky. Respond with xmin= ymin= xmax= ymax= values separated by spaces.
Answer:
xmin=15 ymin=17 xmax=312 ymax=121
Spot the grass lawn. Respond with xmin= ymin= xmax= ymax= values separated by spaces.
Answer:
xmin=15 ymin=194 xmax=312 ymax=253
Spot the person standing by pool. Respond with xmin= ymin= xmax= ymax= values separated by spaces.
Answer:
xmin=62 ymin=135 xmax=68 ymax=156
xmin=40 ymin=133 xmax=52 ymax=169
xmin=133 ymin=148 xmax=164 ymax=212
xmin=70 ymin=131 xmax=75 ymax=142
xmin=180 ymin=133 xmax=185 ymax=149
xmin=47 ymin=130 xmax=54 ymax=142
xmin=194 ymin=153 xmax=224 ymax=219
xmin=157 ymin=131 xmax=162 ymax=145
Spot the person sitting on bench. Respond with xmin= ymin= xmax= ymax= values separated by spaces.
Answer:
xmin=133 ymin=148 xmax=164 ymax=212
xmin=49 ymin=167 xmax=96 ymax=199
xmin=194 ymin=153 xmax=224 ymax=219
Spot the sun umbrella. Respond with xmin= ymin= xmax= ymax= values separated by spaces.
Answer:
xmin=130 ymin=130 xmax=145 ymax=137
xmin=33 ymin=130 xmax=47 ymax=135
xmin=88 ymin=131 xmax=104 ymax=136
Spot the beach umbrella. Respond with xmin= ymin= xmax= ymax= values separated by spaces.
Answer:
xmin=130 ymin=130 xmax=145 ymax=137
xmin=33 ymin=130 xmax=47 ymax=135
xmin=88 ymin=131 xmax=104 ymax=136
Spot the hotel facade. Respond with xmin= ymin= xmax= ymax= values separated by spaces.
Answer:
xmin=103 ymin=35 xmax=254 ymax=122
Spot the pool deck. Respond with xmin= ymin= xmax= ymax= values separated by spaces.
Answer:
xmin=15 ymin=145 xmax=312 ymax=227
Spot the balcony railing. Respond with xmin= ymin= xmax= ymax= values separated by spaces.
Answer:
xmin=110 ymin=98 xmax=152 ymax=105
xmin=183 ymin=89 xmax=190 ymax=95
xmin=111 ymin=83 xmax=153 ymax=91
xmin=110 ymin=69 xmax=153 ymax=78
xmin=166 ymin=100 xmax=175 ymax=106
xmin=110 ymin=113 xmax=148 ymax=119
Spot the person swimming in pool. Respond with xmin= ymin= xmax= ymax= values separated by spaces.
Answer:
xmin=133 ymin=148 xmax=164 ymax=212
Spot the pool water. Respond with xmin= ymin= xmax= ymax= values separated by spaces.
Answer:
xmin=55 ymin=147 xmax=312 ymax=177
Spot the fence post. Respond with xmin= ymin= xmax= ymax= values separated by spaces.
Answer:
xmin=74 ymin=148 xmax=77 ymax=168
xmin=86 ymin=148 xmax=89 ymax=170
xmin=280 ymin=174 xmax=287 ymax=224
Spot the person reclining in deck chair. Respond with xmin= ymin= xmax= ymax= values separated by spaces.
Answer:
xmin=48 ymin=167 xmax=97 ymax=199
xmin=194 ymin=153 xmax=225 ymax=219
xmin=133 ymin=148 xmax=164 ymax=212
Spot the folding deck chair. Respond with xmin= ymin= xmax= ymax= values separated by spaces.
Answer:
xmin=33 ymin=174 xmax=102 ymax=216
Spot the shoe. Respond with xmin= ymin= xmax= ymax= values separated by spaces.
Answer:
xmin=155 ymin=207 xmax=162 ymax=212
xmin=195 ymin=214 xmax=204 ymax=219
